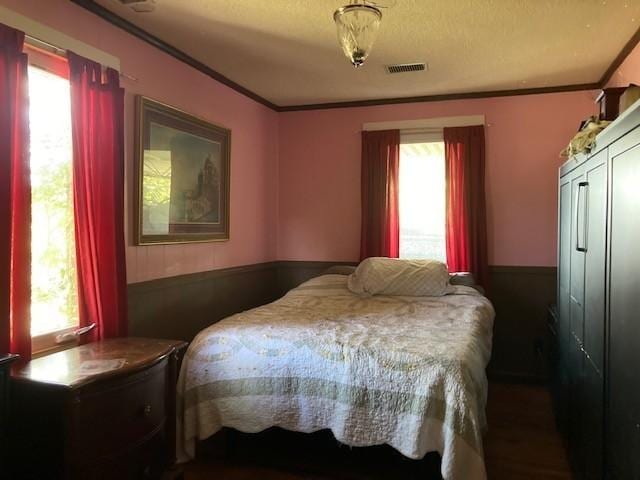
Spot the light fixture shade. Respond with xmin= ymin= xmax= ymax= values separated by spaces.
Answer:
xmin=334 ymin=4 xmax=382 ymax=68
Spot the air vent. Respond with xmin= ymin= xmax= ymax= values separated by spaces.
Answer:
xmin=117 ymin=0 xmax=155 ymax=13
xmin=385 ymin=63 xmax=427 ymax=74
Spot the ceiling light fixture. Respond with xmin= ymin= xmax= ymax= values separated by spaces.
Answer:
xmin=333 ymin=1 xmax=383 ymax=68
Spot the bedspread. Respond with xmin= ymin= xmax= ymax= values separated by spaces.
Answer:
xmin=177 ymin=274 xmax=494 ymax=480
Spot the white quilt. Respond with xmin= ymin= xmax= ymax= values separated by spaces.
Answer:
xmin=177 ymin=274 xmax=495 ymax=480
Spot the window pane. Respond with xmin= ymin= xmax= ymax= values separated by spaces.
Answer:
xmin=28 ymin=65 xmax=79 ymax=336
xmin=399 ymin=141 xmax=446 ymax=262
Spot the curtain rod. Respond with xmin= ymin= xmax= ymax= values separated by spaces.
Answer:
xmin=399 ymin=127 xmax=443 ymax=134
xmin=25 ymin=34 xmax=138 ymax=82
xmin=364 ymin=126 xmax=444 ymax=133
xmin=365 ymin=125 xmax=490 ymax=134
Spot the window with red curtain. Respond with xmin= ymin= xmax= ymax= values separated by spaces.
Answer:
xmin=1 ymin=26 xmax=127 ymax=358
xmin=360 ymin=129 xmax=400 ymax=260
xmin=444 ymin=125 xmax=489 ymax=289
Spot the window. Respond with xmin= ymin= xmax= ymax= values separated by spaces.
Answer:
xmin=399 ymin=141 xmax=446 ymax=261
xmin=27 ymin=61 xmax=79 ymax=351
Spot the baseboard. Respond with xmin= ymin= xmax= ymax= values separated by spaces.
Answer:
xmin=487 ymin=371 xmax=549 ymax=385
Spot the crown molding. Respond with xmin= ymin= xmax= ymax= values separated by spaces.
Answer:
xmin=70 ymin=1 xmax=639 ymax=112
xmin=599 ymin=25 xmax=640 ymax=87
xmin=275 ymin=83 xmax=600 ymax=112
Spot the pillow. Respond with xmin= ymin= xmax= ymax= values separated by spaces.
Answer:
xmin=449 ymin=272 xmax=485 ymax=294
xmin=347 ymin=257 xmax=451 ymax=297
xmin=323 ymin=265 xmax=357 ymax=276
xmin=449 ymin=272 xmax=476 ymax=287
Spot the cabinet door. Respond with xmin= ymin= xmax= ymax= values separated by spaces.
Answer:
xmin=570 ymin=170 xmax=587 ymax=342
xmin=558 ymin=177 xmax=572 ymax=351
xmin=568 ymin=333 xmax=586 ymax=478
xmin=557 ymin=176 xmax=572 ymax=436
xmin=608 ymin=132 xmax=640 ymax=479
xmin=583 ymin=150 xmax=607 ymax=372
xmin=583 ymin=356 xmax=604 ymax=480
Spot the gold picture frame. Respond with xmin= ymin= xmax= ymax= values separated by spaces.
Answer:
xmin=134 ymin=96 xmax=231 ymax=245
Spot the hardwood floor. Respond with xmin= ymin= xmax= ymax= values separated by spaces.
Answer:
xmin=184 ymin=382 xmax=572 ymax=479
xmin=484 ymin=383 xmax=572 ymax=479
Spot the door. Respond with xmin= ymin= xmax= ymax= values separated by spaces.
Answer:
xmin=568 ymin=332 xmax=586 ymax=477
xmin=582 ymin=150 xmax=607 ymax=480
xmin=583 ymin=356 xmax=604 ymax=480
xmin=560 ymin=150 xmax=607 ymax=479
xmin=583 ymin=150 xmax=607 ymax=374
xmin=570 ymin=169 xmax=587 ymax=343
xmin=557 ymin=176 xmax=572 ymax=436
xmin=607 ymin=130 xmax=640 ymax=479
xmin=568 ymin=162 xmax=588 ymax=477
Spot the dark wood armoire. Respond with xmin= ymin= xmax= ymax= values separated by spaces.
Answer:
xmin=557 ymin=100 xmax=640 ymax=479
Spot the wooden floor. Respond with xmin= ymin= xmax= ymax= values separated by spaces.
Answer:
xmin=184 ymin=382 xmax=572 ymax=479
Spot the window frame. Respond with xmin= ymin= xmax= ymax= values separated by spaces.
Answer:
xmin=25 ymin=44 xmax=79 ymax=356
xmin=31 ymin=326 xmax=78 ymax=358
xmin=398 ymin=138 xmax=447 ymax=262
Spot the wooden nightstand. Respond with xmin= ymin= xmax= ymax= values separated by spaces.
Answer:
xmin=9 ymin=338 xmax=187 ymax=479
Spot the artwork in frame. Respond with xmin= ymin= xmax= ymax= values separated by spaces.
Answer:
xmin=135 ymin=96 xmax=230 ymax=244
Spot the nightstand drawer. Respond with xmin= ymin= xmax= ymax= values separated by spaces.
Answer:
xmin=72 ymin=432 xmax=166 ymax=480
xmin=71 ymin=359 xmax=167 ymax=463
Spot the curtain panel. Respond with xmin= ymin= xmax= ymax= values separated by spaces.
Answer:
xmin=0 ymin=24 xmax=31 ymax=359
xmin=444 ymin=125 xmax=489 ymax=289
xmin=359 ymin=129 xmax=400 ymax=260
xmin=68 ymin=52 xmax=127 ymax=341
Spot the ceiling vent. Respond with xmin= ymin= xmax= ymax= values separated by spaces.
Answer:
xmin=385 ymin=63 xmax=427 ymax=74
xmin=117 ymin=0 xmax=155 ymax=13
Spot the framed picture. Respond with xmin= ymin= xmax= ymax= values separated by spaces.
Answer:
xmin=135 ymin=96 xmax=231 ymax=244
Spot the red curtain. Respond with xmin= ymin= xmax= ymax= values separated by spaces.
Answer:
xmin=360 ymin=129 xmax=400 ymax=260
xmin=68 ymin=52 xmax=127 ymax=341
xmin=444 ymin=125 xmax=489 ymax=289
xmin=0 ymin=24 xmax=31 ymax=359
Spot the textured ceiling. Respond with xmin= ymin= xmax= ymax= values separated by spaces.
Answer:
xmin=95 ymin=0 xmax=640 ymax=107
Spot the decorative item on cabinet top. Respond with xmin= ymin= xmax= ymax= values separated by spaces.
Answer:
xmin=560 ymin=115 xmax=611 ymax=159
xmin=135 ymin=96 xmax=231 ymax=245
xmin=596 ymin=87 xmax=626 ymax=121
xmin=619 ymin=84 xmax=640 ymax=115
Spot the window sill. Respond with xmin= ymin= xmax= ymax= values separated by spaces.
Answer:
xmin=31 ymin=326 xmax=79 ymax=358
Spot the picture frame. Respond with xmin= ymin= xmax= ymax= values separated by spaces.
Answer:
xmin=134 ymin=96 xmax=231 ymax=245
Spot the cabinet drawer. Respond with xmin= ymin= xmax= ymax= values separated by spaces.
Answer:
xmin=70 ymin=359 xmax=167 ymax=464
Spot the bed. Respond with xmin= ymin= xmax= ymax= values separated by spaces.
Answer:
xmin=177 ymin=272 xmax=494 ymax=480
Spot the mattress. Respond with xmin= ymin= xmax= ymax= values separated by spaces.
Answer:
xmin=177 ymin=274 xmax=495 ymax=480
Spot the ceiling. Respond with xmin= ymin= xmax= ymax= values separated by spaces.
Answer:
xmin=94 ymin=0 xmax=640 ymax=107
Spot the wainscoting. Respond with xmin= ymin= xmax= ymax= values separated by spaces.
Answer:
xmin=127 ymin=261 xmax=556 ymax=381
xmin=276 ymin=261 xmax=356 ymax=296
xmin=488 ymin=266 xmax=557 ymax=382
xmin=127 ymin=262 xmax=279 ymax=342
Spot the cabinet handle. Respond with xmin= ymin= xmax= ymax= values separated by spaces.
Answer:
xmin=143 ymin=405 xmax=152 ymax=417
xmin=575 ymin=181 xmax=589 ymax=252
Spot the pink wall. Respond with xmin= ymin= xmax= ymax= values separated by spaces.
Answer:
xmin=1 ymin=0 xmax=609 ymax=277
xmin=0 ymin=0 xmax=279 ymax=284
xmin=278 ymin=92 xmax=597 ymax=267
xmin=606 ymin=42 xmax=640 ymax=88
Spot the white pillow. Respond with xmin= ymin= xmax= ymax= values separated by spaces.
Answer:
xmin=347 ymin=257 xmax=452 ymax=297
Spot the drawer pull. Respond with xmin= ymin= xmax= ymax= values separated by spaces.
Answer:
xmin=142 ymin=405 xmax=152 ymax=417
